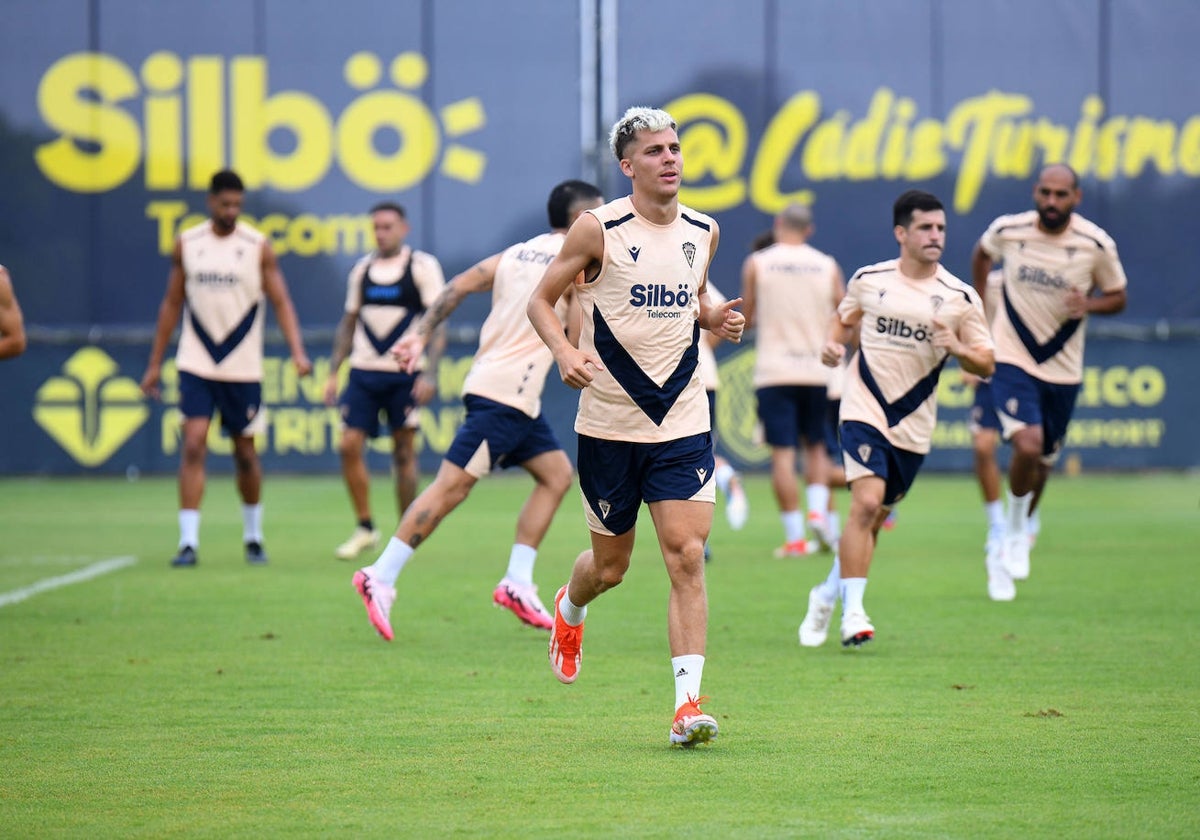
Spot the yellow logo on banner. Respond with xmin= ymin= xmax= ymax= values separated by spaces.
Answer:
xmin=33 ymin=348 xmax=149 ymax=466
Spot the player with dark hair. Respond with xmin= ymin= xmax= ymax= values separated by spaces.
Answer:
xmin=141 ymin=169 xmax=312 ymax=567
xmin=351 ymin=180 xmax=604 ymax=639
xmin=798 ymin=190 xmax=993 ymax=647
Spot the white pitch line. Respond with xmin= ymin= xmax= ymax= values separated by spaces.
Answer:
xmin=0 ymin=556 xmax=138 ymax=608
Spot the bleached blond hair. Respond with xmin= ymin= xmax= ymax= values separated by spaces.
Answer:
xmin=609 ymin=107 xmax=677 ymax=160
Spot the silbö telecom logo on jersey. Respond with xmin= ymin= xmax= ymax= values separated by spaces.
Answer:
xmin=629 ymin=283 xmax=691 ymax=319
xmin=33 ymin=348 xmax=149 ymax=466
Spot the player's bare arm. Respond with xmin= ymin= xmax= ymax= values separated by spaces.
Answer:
xmin=141 ymin=239 xmax=188 ymax=398
xmin=1065 ymin=286 xmax=1126 ymax=319
xmin=528 ymin=213 xmax=604 ymax=388
xmin=0 ymin=266 xmax=27 ymax=360
xmin=261 ymin=241 xmax=313 ymax=376
xmin=822 ymin=310 xmax=859 ymax=367
xmin=697 ymin=226 xmax=744 ymax=343
xmin=393 ymin=255 xmax=499 ymax=374
xmin=970 ymin=241 xmax=994 ymax=298
xmin=932 ymin=318 xmax=994 ymax=377
xmin=323 ymin=310 xmax=358 ymax=405
xmin=739 ymin=252 xmax=758 ymax=328
xmin=413 ymin=324 xmax=446 ymax=404
xmin=831 ymin=263 xmax=847 ymax=309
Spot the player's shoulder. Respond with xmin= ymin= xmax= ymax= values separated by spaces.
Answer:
xmin=1067 ymin=213 xmax=1119 ymax=252
xmin=232 ymin=221 xmax=266 ymax=246
xmin=848 ymin=258 xmax=898 ymax=284
xmin=986 ymin=209 xmax=1039 ymax=236
xmin=933 ymin=266 xmax=979 ymax=305
xmin=678 ymin=202 xmax=717 ymax=235
xmin=411 ymin=248 xmax=443 ymax=268
xmin=179 ymin=220 xmax=211 ymax=243
xmin=589 ymin=195 xmax=635 ymax=226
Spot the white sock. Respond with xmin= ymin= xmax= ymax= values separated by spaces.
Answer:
xmin=505 ymin=543 xmax=537 ymax=586
xmin=672 ymin=654 xmax=705 ymax=709
xmin=714 ymin=462 xmax=734 ymax=496
xmin=782 ymin=510 xmax=805 ymax=543
xmin=840 ymin=577 xmax=867 ymax=615
xmin=1007 ymin=490 xmax=1032 ymax=538
xmin=1029 ymin=509 xmax=1041 ymax=537
xmin=827 ymin=511 xmax=841 ymax=543
xmin=806 ymin=484 xmax=830 ymax=519
xmin=179 ymin=509 xmax=200 ymax=549
xmin=558 ymin=588 xmax=587 ymax=626
xmin=369 ymin=537 xmax=414 ymax=586
xmin=816 ymin=555 xmax=841 ymax=602
xmin=242 ymin=503 xmax=263 ymax=544
xmin=985 ymin=499 xmax=1004 ymax=531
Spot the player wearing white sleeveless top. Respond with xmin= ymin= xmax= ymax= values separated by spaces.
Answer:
xmin=141 ymin=170 xmax=311 ymax=569
xmin=528 ymin=107 xmax=745 ymax=748
xmin=971 ymin=163 xmax=1128 ymax=598
xmin=351 ymin=181 xmax=604 ymax=640
xmin=798 ymin=191 xmax=992 ymax=651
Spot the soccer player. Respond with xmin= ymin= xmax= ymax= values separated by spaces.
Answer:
xmin=798 ymin=190 xmax=993 ymax=647
xmin=0 ymin=265 xmax=27 ymax=360
xmin=351 ymin=180 xmax=604 ymax=638
xmin=527 ymin=106 xmax=744 ymax=747
xmin=971 ymin=163 xmax=1127 ymax=596
xmin=740 ymin=203 xmax=845 ymax=557
xmin=141 ymin=169 xmax=312 ymax=567
xmin=964 ymin=268 xmax=1042 ymax=599
xmin=698 ymin=281 xmax=750 ymax=551
xmin=323 ymin=203 xmax=446 ymax=561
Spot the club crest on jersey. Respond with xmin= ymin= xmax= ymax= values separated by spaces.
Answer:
xmin=931 ymin=295 xmax=944 ymax=313
xmin=857 ymin=444 xmax=872 ymax=463
xmin=682 ymin=241 xmax=696 ymax=267
xmin=598 ymin=499 xmax=611 ymax=519
xmin=628 ymin=245 xmax=641 ymax=262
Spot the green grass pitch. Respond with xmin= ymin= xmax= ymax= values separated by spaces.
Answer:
xmin=1 ymin=471 xmax=1197 ymax=838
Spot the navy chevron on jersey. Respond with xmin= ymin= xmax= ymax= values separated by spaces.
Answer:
xmin=574 ymin=196 xmax=713 ymax=443
xmin=345 ymin=245 xmax=445 ymax=373
xmin=978 ymin=209 xmax=1127 ymax=385
xmin=838 ymin=260 xmax=992 ymax=454
xmin=176 ymin=220 xmax=266 ymax=382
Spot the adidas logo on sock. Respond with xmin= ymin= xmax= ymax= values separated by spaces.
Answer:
xmin=675 ymin=667 xmax=688 ymax=677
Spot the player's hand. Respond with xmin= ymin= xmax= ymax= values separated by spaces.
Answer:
xmin=293 ymin=353 xmax=313 ymax=377
xmin=1064 ymin=287 xmax=1088 ymax=319
xmin=412 ymin=373 xmax=437 ymax=405
xmin=139 ymin=367 xmax=161 ymax=400
xmin=391 ymin=333 xmax=425 ymax=374
xmin=821 ymin=341 xmax=845 ymax=367
xmin=961 ymin=371 xmax=982 ymax=388
xmin=710 ymin=296 xmax=745 ymax=343
xmin=323 ymin=374 xmax=339 ymax=407
xmin=931 ymin=319 xmax=962 ymax=356
xmin=555 ymin=345 xmax=604 ymax=390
